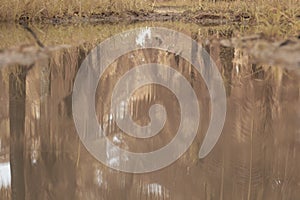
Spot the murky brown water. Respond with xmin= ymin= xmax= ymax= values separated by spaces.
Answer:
xmin=0 ymin=22 xmax=300 ymax=200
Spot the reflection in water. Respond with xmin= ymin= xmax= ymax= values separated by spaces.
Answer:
xmin=0 ymin=23 xmax=300 ymax=200
xmin=146 ymin=183 xmax=170 ymax=199
xmin=0 ymin=162 xmax=11 ymax=188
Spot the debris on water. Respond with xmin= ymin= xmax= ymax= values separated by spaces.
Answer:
xmin=0 ymin=44 xmax=71 ymax=67
xmin=221 ymin=35 xmax=300 ymax=68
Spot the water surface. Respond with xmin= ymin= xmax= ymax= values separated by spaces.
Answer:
xmin=0 ymin=22 xmax=300 ymax=200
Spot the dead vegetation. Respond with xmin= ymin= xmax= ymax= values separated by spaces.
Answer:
xmin=0 ymin=0 xmax=298 ymax=38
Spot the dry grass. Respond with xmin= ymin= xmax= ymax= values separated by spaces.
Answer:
xmin=196 ymin=0 xmax=299 ymax=38
xmin=0 ymin=0 xmax=299 ymax=21
xmin=244 ymin=0 xmax=300 ymax=37
xmin=0 ymin=0 xmax=299 ymax=37
xmin=0 ymin=0 xmax=151 ymax=21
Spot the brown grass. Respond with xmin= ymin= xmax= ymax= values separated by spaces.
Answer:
xmin=0 ymin=0 xmax=299 ymax=38
xmin=0 ymin=0 xmax=299 ymax=21
xmin=0 ymin=0 xmax=151 ymax=21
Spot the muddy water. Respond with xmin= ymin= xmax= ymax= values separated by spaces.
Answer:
xmin=0 ymin=22 xmax=300 ymax=200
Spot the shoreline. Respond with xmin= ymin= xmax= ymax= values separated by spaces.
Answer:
xmin=14 ymin=9 xmax=249 ymax=26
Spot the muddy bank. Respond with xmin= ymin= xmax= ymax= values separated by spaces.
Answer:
xmin=18 ymin=8 xmax=251 ymax=26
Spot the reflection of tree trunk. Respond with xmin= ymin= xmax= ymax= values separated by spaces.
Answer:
xmin=220 ymin=46 xmax=234 ymax=96
xmin=9 ymin=66 xmax=26 ymax=200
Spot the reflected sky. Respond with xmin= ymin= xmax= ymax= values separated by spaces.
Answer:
xmin=0 ymin=162 xmax=10 ymax=188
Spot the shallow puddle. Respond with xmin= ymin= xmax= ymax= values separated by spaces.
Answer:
xmin=0 ymin=22 xmax=300 ymax=200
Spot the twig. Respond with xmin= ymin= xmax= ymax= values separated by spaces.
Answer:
xmin=20 ymin=22 xmax=45 ymax=48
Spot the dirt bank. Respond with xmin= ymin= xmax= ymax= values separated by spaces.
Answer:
xmin=17 ymin=8 xmax=251 ymax=26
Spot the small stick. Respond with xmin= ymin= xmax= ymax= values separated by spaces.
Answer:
xmin=20 ymin=22 xmax=45 ymax=48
